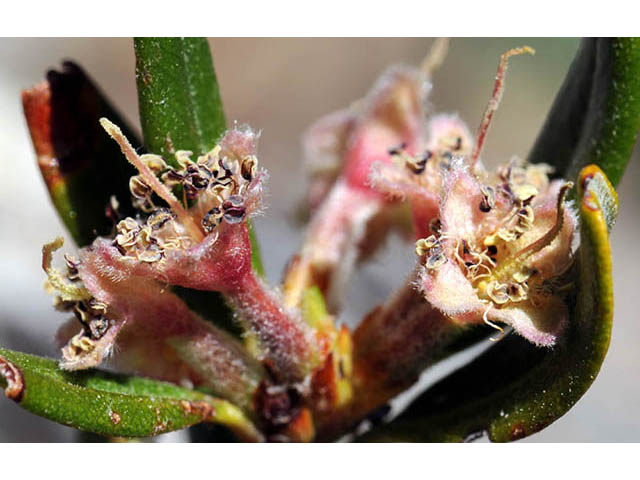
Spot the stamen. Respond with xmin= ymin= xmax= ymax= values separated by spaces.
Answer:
xmin=511 ymin=182 xmax=572 ymax=263
xmin=42 ymin=238 xmax=91 ymax=302
xmin=426 ymin=252 xmax=446 ymax=270
xmin=479 ymin=185 xmax=495 ymax=212
xmin=483 ymin=305 xmax=505 ymax=342
xmin=491 ymin=182 xmax=573 ymax=283
xmin=470 ymin=46 xmax=535 ymax=169
xmin=99 ymin=118 xmax=205 ymax=242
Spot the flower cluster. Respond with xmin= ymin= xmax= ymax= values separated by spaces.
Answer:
xmin=366 ymin=46 xmax=578 ymax=346
xmin=36 ymin=43 xmax=583 ymax=442
xmin=43 ymin=119 xmax=321 ymax=414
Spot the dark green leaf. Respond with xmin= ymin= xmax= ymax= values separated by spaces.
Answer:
xmin=360 ymin=165 xmax=618 ymax=442
xmin=529 ymin=38 xmax=640 ymax=187
xmin=0 ymin=348 xmax=262 ymax=440
xmin=22 ymin=61 xmax=139 ymax=246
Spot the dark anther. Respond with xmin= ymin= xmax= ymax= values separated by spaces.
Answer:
xmin=222 ymin=195 xmax=246 ymax=224
xmin=429 ymin=218 xmax=442 ymax=234
xmin=254 ymin=381 xmax=303 ymax=437
xmin=217 ymin=158 xmax=234 ymax=180
xmin=73 ymin=301 xmax=89 ymax=323
xmin=241 ymin=157 xmax=257 ymax=181
xmin=479 ymin=201 xmax=492 ymax=213
xmin=147 ymin=208 xmax=174 ymax=230
xmin=190 ymin=174 xmax=209 ymax=190
xmin=89 ymin=317 xmax=110 ymax=339
xmin=162 ymin=169 xmax=184 ymax=185
xmin=479 ymin=185 xmax=495 ymax=213
xmin=487 ymin=245 xmax=498 ymax=256
xmin=129 ymin=176 xmax=151 ymax=199
xmin=454 ymin=136 xmax=463 ymax=151
xmin=202 ymin=207 xmax=222 ymax=233
xmin=113 ymin=240 xmax=127 ymax=256
xmin=408 ymin=150 xmax=433 ymax=175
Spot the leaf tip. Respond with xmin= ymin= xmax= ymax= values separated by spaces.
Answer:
xmin=578 ymin=164 xmax=619 ymax=231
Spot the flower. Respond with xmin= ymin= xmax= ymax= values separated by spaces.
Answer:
xmin=364 ymin=46 xmax=578 ymax=347
xmin=44 ymin=237 xmax=263 ymax=409
xmin=285 ymin=64 xmax=431 ymax=311
xmin=370 ymin=113 xmax=475 ymax=239
xmin=44 ymin=119 xmax=322 ymax=388
xmin=416 ymin=160 xmax=577 ymax=346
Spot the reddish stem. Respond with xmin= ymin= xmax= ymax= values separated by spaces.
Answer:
xmin=228 ymin=272 xmax=318 ymax=383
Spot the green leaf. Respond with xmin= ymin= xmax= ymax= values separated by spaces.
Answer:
xmin=0 ymin=348 xmax=262 ymax=440
xmin=134 ymin=37 xmax=226 ymax=161
xmin=22 ymin=61 xmax=139 ymax=246
xmin=529 ymin=38 xmax=640 ymax=187
xmin=360 ymin=165 xmax=617 ymax=442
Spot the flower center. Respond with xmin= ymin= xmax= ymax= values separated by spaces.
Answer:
xmin=417 ymin=165 xmax=573 ymax=310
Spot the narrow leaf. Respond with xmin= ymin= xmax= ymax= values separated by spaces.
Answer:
xmin=0 ymin=348 xmax=262 ymax=440
xmin=134 ymin=37 xmax=226 ymax=160
xmin=529 ymin=38 xmax=640 ymax=187
xmin=360 ymin=165 xmax=617 ymax=442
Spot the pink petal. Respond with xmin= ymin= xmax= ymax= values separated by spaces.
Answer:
xmin=426 ymin=113 xmax=474 ymax=156
xmin=76 ymin=250 xmax=263 ymax=407
xmin=420 ymin=262 xmax=485 ymax=322
xmin=440 ymin=165 xmax=485 ymax=241
xmin=489 ymin=295 xmax=568 ymax=347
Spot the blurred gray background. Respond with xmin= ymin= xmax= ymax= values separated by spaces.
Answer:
xmin=0 ymin=38 xmax=638 ymax=442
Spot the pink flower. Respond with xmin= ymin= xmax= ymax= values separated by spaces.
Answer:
xmin=416 ymin=161 xmax=577 ymax=346
xmin=44 ymin=119 xmax=321 ymax=388
xmin=370 ymin=113 xmax=475 ymax=239
xmin=287 ymin=65 xmax=430 ymax=311
xmin=364 ymin=46 xmax=574 ymax=347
